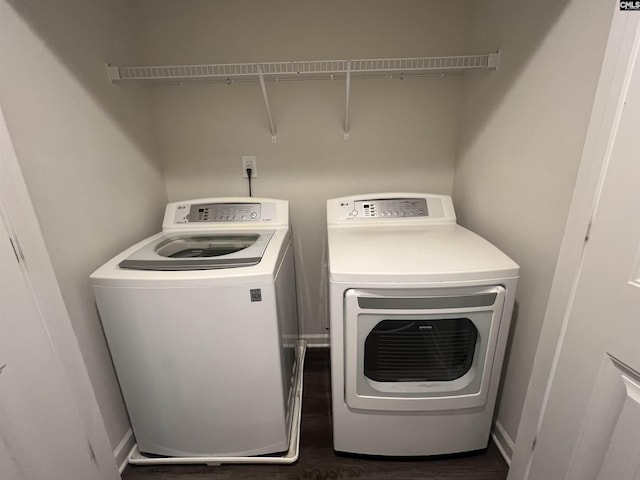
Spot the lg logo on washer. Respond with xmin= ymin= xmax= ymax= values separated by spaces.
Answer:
xmin=620 ymin=1 xmax=640 ymax=10
xmin=250 ymin=289 xmax=262 ymax=302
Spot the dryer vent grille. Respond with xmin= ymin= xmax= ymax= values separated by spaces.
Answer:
xmin=364 ymin=319 xmax=477 ymax=382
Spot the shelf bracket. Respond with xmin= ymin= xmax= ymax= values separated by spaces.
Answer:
xmin=487 ymin=51 xmax=501 ymax=70
xmin=344 ymin=61 xmax=351 ymax=140
xmin=257 ymin=65 xmax=277 ymax=142
xmin=106 ymin=63 xmax=121 ymax=83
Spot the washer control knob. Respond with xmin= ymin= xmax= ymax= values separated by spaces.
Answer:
xmin=351 ymin=210 xmax=358 ymax=216
xmin=250 ymin=212 xmax=258 ymax=219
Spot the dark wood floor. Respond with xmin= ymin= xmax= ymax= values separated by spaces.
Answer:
xmin=122 ymin=348 xmax=508 ymax=479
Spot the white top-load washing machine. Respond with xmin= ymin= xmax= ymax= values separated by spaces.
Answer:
xmin=91 ymin=197 xmax=299 ymax=458
xmin=327 ymin=193 xmax=519 ymax=456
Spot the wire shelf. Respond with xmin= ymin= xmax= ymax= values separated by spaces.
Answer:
xmin=107 ymin=53 xmax=500 ymax=84
xmin=105 ymin=52 xmax=500 ymax=142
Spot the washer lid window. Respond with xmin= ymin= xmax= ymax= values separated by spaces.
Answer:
xmin=118 ymin=231 xmax=274 ymax=271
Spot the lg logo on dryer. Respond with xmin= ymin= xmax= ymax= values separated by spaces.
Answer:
xmin=620 ymin=1 xmax=640 ymax=10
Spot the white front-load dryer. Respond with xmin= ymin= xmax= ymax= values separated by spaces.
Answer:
xmin=326 ymin=193 xmax=519 ymax=456
xmin=91 ymin=198 xmax=299 ymax=458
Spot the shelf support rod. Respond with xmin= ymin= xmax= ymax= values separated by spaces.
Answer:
xmin=344 ymin=61 xmax=351 ymax=140
xmin=257 ymin=65 xmax=277 ymax=142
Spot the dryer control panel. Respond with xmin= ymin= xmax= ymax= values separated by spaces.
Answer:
xmin=327 ymin=193 xmax=456 ymax=225
xmin=353 ymin=198 xmax=427 ymax=218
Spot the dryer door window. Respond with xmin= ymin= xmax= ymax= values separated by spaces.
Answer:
xmin=364 ymin=318 xmax=478 ymax=382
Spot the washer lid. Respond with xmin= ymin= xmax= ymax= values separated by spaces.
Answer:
xmin=118 ymin=231 xmax=274 ymax=271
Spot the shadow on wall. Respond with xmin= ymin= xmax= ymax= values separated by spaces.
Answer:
xmin=5 ymin=0 xmax=158 ymax=168
xmin=495 ymin=300 xmax=519 ymax=412
xmin=452 ymin=0 xmax=615 ymax=447
xmin=458 ymin=0 xmax=570 ymax=165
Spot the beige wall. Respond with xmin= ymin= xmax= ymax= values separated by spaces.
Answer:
xmin=453 ymin=0 xmax=613 ymax=446
xmin=133 ymin=0 xmax=473 ymax=337
xmin=0 ymin=0 xmax=167 ymax=449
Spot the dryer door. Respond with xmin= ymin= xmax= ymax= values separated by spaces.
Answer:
xmin=343 ymin=286 xmax=506 ymax=411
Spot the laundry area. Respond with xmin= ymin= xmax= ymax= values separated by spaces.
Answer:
xmin=0 ymin=1 xmax=625 ymax=479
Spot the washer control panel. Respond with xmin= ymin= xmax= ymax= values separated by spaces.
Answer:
xmin=350 ymin=198 xmax=428 ymax=218
xmin=174 ymin=203 xmax=261 ymax=223
xmin=164 ymin=198 xmax=286 ymax=230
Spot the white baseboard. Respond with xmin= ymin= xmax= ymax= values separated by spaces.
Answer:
xmin=491 ymin=420 xmax=514 ymax=466
xmin=113 ymin=429 xmax=135 ymax=473
xmin=299 ymin=333 xmax=329 ymax=347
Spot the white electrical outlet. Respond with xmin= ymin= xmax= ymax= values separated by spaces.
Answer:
xmin=242 ymin=156 xmax=257 ymax=178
